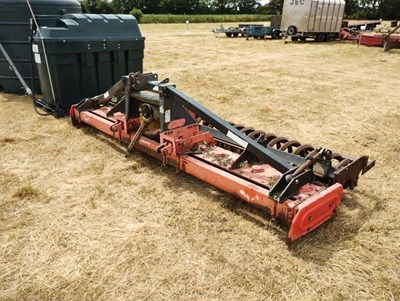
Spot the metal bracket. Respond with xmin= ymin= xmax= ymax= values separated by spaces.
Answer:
xmin=230 ymin=149 xmax=258 ymax=170
xmin=0 ymin=42 xmax=32 ymax=95
xmin=269 ymin=169 xmax=315 ymax=203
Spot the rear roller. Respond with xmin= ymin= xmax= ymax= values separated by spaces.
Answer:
xmin=200 ymin=119 xmax=372 ymax=177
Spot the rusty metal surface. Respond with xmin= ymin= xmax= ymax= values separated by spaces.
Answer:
xmin=70 ymin=72 xmax=374 ymax=243
xmin=71 ymin=105 xmax=342 ymax=242
xmin=199 ymin=119 xmax=375 ymax=190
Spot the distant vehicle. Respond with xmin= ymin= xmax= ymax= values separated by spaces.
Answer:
xmin=212 ymin=16 xmax=283 ymax=39
xmin=212 ymin=24 xmax=261 ymax=38
xmin=281 ymin=0 xmax=345 ymax=42
xmin=247 ymin=25 xmax=282 ymax=39
xmin=347 ymin=20 xmax=382 ymax=31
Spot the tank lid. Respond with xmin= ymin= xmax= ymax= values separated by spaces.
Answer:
xmin=35 ymin=14 xmax=143 ymax=41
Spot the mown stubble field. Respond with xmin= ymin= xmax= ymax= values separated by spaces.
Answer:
xmin=0 ymin=23 xmax=399 ymax=300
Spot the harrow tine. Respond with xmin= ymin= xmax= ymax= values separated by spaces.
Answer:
xmin=247 ymin=130 xmax=266 ymax=140
xmin=280 ymin=140 xmax=301 ymax=153
xmin=240 ymin=126 xmax=256 ymax=135
xmin=293 ymin=144 xmax=315 ymax=157
xmin=259 ymin=133 xmax=278 ymax=146
xmin=207 ymin=120 xmax=372 ymax=185
xmin=267 ymin=137 xmax=290 ymax=149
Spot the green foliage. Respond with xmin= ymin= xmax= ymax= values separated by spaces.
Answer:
xmin=137 ymin=0 xmax=161 ymax=14
xmin=140 ymin=14 xmax=271 ymax=24
xmin=258 ymin=0 xmax=283 ymax=15
xmin=238 ymin=0 xmax=262 ymax=14
xmin=130 ymin=8 xmax=144 ymax=22
xmin=83 ymin=0 xmax=399 ymax=20
xmin=344 ymin=0 xmax=359 ymax=18
xmin=110 ymin=0 xmax=261 ymax=14
xmin=379 ymin=0 xmax=399 ymax=20
xmin=112 ymin=0 xmax=137 ymax=14
xmin=96 ymin=1 xmax=114 ymax=13
xmin=343 ymin=0 xmax=400 ymax=19
xmin=82 ymin=0 xmax=114 ymax=14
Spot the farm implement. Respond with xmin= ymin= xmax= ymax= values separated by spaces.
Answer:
xmin=212 ymin=24 xmax=282 ymax=39
xmin=359 ymin=23 xmax=400 ymax=51
xmin=212 ymin=24 xmax=257 ymax=38
xmin=340 ymin=23 xmax=400 ymax=51
xmin=70 ymin=72 xmax=375 ymax=243
xmin=247 ymin=25 xmax=282 ymax=39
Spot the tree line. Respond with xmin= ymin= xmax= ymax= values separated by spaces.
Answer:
xmin=82 ymin=0 xmax=262 ymax=15
xmin=259 ymin=0 xmax=399 ymax=19
xmin=82 ymin=0 xmax=400 ymax=21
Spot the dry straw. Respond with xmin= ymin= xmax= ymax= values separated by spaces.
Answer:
xmin=0 ymin=23 xmax=399 ymax=300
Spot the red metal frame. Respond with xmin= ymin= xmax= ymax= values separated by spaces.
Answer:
xmin=70 ymin=105 xmax=344 ymax=243
xmin=359 ymin=33 xmax=400 ymax=49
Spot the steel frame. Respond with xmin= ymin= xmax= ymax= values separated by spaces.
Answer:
xmin=70 ymin=72 xmax=373 ymax=243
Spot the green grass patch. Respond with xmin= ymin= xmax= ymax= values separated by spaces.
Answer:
xmin=140 ymin=14 xmax=271 ymax=24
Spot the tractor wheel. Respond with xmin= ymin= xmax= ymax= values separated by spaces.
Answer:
xmin=226 ymin=33 xmax=232 ymax=37
xmin=233 ymin=33 xmax=239 ymax=37
xmin=291 ymin=36 xmax=299 ymax=42
xmin=287 ymin=26 xmax=297 ymax=35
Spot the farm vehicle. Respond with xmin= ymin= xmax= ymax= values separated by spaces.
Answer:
xmin=212 ymin=24 xmax=260 ymax=38
xmin=2 ymin=9 xmax=375 ymax=244
xmin=247 ymin=25 xmax=283 ymax=39
xmin=282 ymin=0 xmax=345 ymax=42
xmin=70 ymin=72 xmax=375 ymax=243
xmin=212 ymin=16 xmax=283 ymax=39
xmin=213 ymin=24 xmax=283 ymax=40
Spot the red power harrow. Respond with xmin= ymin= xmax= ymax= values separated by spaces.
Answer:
xmin=70 ymin=72 xmax=375 ymax=243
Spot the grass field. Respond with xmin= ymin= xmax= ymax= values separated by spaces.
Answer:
xmin=0 ymin=23 xmax=399 ymax=300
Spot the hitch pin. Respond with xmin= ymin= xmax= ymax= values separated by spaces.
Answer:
xmin=126 ymin=121 xmax=148 ymax=154
xmin=126 ymin=104 xmax=154 ymax=155
xmin=285 ymin=149 xmax=321 ymax=182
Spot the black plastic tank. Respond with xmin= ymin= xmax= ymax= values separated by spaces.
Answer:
xmin=0 ymin=0 xmax=82 ymax=94
xmin=33 ymin=14 xmax=145 ymax=115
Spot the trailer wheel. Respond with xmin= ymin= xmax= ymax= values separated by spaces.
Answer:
xmin=272 ymin=31 xmax=281 ymax=39
xmin=287 ymin=26 xmax=297 ymax=35
xmin=225 ymin=33 xmax=232 ymax=37
xmin=315 ymin=33 xmax=324 ymax=43
xmin=233 ymin=33 xmax=239 ymax=37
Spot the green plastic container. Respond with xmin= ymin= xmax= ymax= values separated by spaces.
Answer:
xmin=0 ymin=0 xmax=82 ymax=94
xmin=33 ymin=14 xmax=144 ymax=112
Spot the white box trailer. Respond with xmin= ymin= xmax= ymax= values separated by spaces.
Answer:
xmin=281 ymin=0 xmax=345 ymax=42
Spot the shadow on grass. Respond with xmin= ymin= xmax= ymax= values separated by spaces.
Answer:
xmin=289 ymin=189 xmax=385 ymax=265
xmin=289 ymin=40 xmax=343 ymax=45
